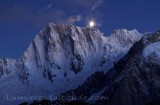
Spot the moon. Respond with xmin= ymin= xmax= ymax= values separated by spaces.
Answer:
xmin=89 ymin=21 xmax=95 ymax=27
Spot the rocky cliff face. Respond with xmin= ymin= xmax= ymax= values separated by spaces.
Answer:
xmin=98 ymin=31 xmax=160 ymax=105
xmin=52 ymin=31 xmax=160 ymax=105
xmin=0 ymin=23 xmax=142 ymax=105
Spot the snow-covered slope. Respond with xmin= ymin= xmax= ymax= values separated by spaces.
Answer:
xmin=0 ymin=23 xmax=142 ymax=105
xmin=95 ymin=31 xmax=160 ymax=105
xmin=143 ymin=42 xmax=160 ymax=65
xmin=53 ymin=30 xmax=160 ymax=105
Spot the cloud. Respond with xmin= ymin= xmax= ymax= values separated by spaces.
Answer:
xmin=0 ymin=1 xmax=101 ymax=28
xmin=34 ymin=9 xmax=65 ymax=27
xmin=0 ymin=2 xmax=81 ymax=27
xmin=69 ymin=0 xmax=103 ymax=11
xmin=65 ymin=15 xmax=82 ymax=24
xmin=0 ymin=3 xmax=65 ymax=28
xmin=91 ymin=0 xmax=103 ymax=11
xmin=46 ymin=3 xmax=53 ymax=9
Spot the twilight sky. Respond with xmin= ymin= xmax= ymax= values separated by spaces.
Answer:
xmin=0 ymin=0 xmax=160 ymax=58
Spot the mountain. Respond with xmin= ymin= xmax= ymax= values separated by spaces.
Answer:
xmin=48 ymin=31 xmax=160 ymax=105
xmin=0 ymin=23 xmax=142 ymax=105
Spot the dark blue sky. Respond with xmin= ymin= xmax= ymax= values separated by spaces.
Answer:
xmin=0 ymin=0 xmax=160 ymax=58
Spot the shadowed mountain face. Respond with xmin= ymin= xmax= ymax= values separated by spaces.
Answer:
xmin=0 ymin=23 xmax=142 ymax=105
xmin=46 ymin=31 xmax=160 ymax=105
xmin=100 ymin=31 xmax=160 ymax=105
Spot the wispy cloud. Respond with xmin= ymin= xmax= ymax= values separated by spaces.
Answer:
xmin=69 ymin=0 xmax=103 ymax=11
xmin=65 ymin=15 xmax=82 ymax=24
xmin=91 ymin=0 xmax=103 ymax=11
xmin=0 ymin=2 xmax=82 ymax=28
xmin=46 ymin=3 xmax=53 ymax=10
xmin=0 ymin=0 xmax=103 ymax=28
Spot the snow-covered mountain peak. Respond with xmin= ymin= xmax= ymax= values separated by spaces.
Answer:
xmin=20 ymin=24 xmax=143 ymax=87
xmin=0 ymin=23 xmax=143 ymax=105
xmin=111 ymin=29 xmax=141 ymax=38
xmin=47 ymin=22 xmax=103 ymax=37
xmin=110 ymin=29 xmax=142 ymax=46
xmin=21 ymin=25 xmax=143 ymax=82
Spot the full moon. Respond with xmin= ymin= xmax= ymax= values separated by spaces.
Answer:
xmin=89 ymin=21 xmax=95 ymax=27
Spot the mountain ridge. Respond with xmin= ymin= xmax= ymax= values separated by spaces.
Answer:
xmin=47 ymin=30 xmax=160 ymax=105
xmin=0 ymin=23 xmax=142 ymax=105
